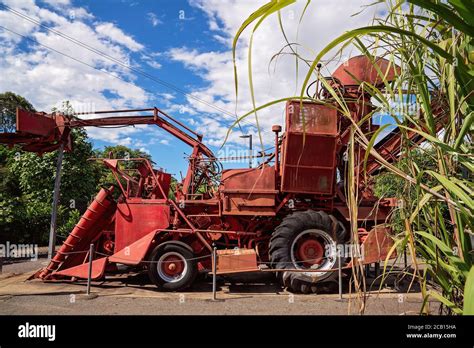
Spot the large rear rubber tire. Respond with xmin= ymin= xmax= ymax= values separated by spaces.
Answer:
xmin=269 ymin=210 xmax=347 ymax=294
xmin=148 ymin=243 xmax=198 ymax=291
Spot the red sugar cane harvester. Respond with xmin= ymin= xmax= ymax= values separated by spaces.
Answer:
xmin=0 ymin=56 xmax=447 ymax=293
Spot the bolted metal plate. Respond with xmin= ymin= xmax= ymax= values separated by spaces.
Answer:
xmin=286 ymin=101 xmax=337 ymax=135
xmin=114 ymin=200 xmax=170 ymax=253
xmin=16 ymin=109 xmax=60 ymax=137
xmin=281 ymin=101 xmax=338 ymax=195
xmin=214 ymin=248 xmax=259 ymax=274
xmin=332 ymin=55 xmax=400 ymax=86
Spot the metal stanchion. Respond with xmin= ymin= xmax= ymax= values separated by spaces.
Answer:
xmin=338 ymin=254 xmax=343 ymax=300
xmin=48 ymin=142 xmax=64 ymax=261
xmin=212 ymin=246 xmax=217 ymax=301
xmin=86 ymin=243 xmax=94 ymax=296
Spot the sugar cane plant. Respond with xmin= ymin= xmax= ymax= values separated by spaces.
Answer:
xmin=232 ymin=0 xmax=473 ymax=314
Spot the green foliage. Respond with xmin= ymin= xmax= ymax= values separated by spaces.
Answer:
xmin=373 ymin=148 xmax=446 ymax=232
xmin=233 ymin=0 xmax=473 ymax=313
xmin=7 ymin=128 xmax=103 ymax=210
xmin=0 ymin=96 xmax=152 ymax=245
xmin=464 ymin=266 xmax=474 ymax=315
xmin=0 ymin=193 xmax=25 ymax=243
xmin=57 ymin=208 xmax=81 ymax=239
xmin=0 ymin=127 xmax=103 ymax=244
xmin=168 ymin=176 xmax=178 ymax=200
xmin=0 ymin=137 xmax=153 ymax=244
xmin=100 ymin=145 xmax=151 ymax=162
xmin=316 ymin=0 xmax=473 ymax=313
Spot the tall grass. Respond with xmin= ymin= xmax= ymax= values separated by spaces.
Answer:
xmin=232 ymin=0 xmax=473 ymax=314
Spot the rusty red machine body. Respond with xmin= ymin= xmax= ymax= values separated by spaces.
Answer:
xmin=0 ymin=56 xmax=445 ymax=293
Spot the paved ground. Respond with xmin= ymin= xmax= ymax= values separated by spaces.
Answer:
xmin=0 ymin=257 xmax=439 ymax=315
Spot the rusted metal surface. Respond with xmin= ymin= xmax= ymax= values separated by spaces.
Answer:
xmin=220 ymin=166 xmax=276 ymax=216
xmin=114 ymin=201 xmax=170 ymax=252
xmin=360 ymin=226 xmax=396 ymax=265
xmin=280 ymin=101 xmax=337 ymax=195
xmin=109 ymin=231 xmax=157 ymax=265
xmin=0 ymin=55 xmax=418 ymax=290
xmin=285 ymin=101 xmax=338 ymax=135
xmin=16 ymin=109 xmax=57 ymax=137
xmin=334 ymin=205 xmax=389 ymax=222
xmin=214 ymin=248 xmax=259 ymax=274
xmin=54 ymin=257 xmax=108 ymax=280
xmin=38 ymin=187 xmax=116 ymax=279
xmin=0 ymin=109 xmax=72 ymax=153
xmin=272 ymin=124 xmax=281 ymax=175
xmin=4 ymin=107 xmax=213 ymax=161
xmin=332 ymin=55 xmax=399 ymax=86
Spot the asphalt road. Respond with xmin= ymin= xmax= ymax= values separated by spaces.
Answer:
xmin=0 ymin=258 xmax=439 ymax=315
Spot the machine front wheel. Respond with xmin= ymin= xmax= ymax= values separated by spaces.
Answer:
xmin=148 ymin=243 xmax=198 ymax=291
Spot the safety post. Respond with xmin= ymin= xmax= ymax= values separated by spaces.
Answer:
xmin=86 ymin=243 xmax=94 ymax=296
xmin=338 ymin=253 xmax=342 ymax=300
xmin=212 ymin=246 xmax=217 ymax=301
xmin=48 ymin=142 xmax=65 ymax=261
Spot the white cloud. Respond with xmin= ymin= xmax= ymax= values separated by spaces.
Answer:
xmin=42 ymin=0 xmax=71 ymax=6
xmin=95 ymin=22 xmax=144 ymax=52
xmin=1 ymin=0 xmax=36 ymax=11
xmin=139 ymin=147 xmax=150 ymax=154
xmin=147 ymin=12 xmax=162 ymax=27
xmin=0 ymin=0 xmax=150 ymax=146
xmin=0 ymin=0 xmax=387 ymax=154
xmin=146 ymin=60 xmax=162 ymax=69
xmin=141 ymin=53 xmax=162 ymax=69
xmin=155 ymin=92 xmax=175 ymax=107
xmin=212 ymin=34 xmax=228 ymax=45
xmin=168 ymin=103 xmax=198 ymax=116
xmin=170 ymin=0 xmax=384 ymax=149
xmin=160 ymin=92 xmax=175 ymax=100
xmin=87 ymin=127 xmax=139 ymax=146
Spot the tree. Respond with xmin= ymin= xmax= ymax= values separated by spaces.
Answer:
xmin=1 ymin=127 xmax=105 ymax=243
xmin=0 ymin=95 xmax=154 ymax=245
xmin=0 ymin=91 xmax=36 ymax=192
xmin=0 ymin=98 xmax=102 ymax=243
xmin=373 ymin=148 xmax=447 ymax=233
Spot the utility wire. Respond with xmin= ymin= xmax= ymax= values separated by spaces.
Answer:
xmin=0 ymin=4 xmax=270 ymax=133
xmin=0 ymin=24 xmax=266 ymax=143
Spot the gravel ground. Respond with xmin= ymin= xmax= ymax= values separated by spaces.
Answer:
xmin=0 ymin=292 xmax=436 ymax=315
xmin=0 ymin=257 xmax=439 ymax=315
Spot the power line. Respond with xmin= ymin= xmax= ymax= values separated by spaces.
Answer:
xmin=1 ymin=4 xmax=230 ymax=116
xmin=0 ymin=25 xmax=275 ymax=154
xmin=0 ymin=4 xmax=269 ymax=133
xmin=0 ymin=25 xmax=228 ymax=140
xmin=0 ymin=25 xmax=132 ymax=93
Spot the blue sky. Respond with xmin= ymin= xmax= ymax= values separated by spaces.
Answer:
xmin=0 ymin=0 xmax=395 ymax=177
xmin=71 ymin=0 xmax=233 ymax=176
